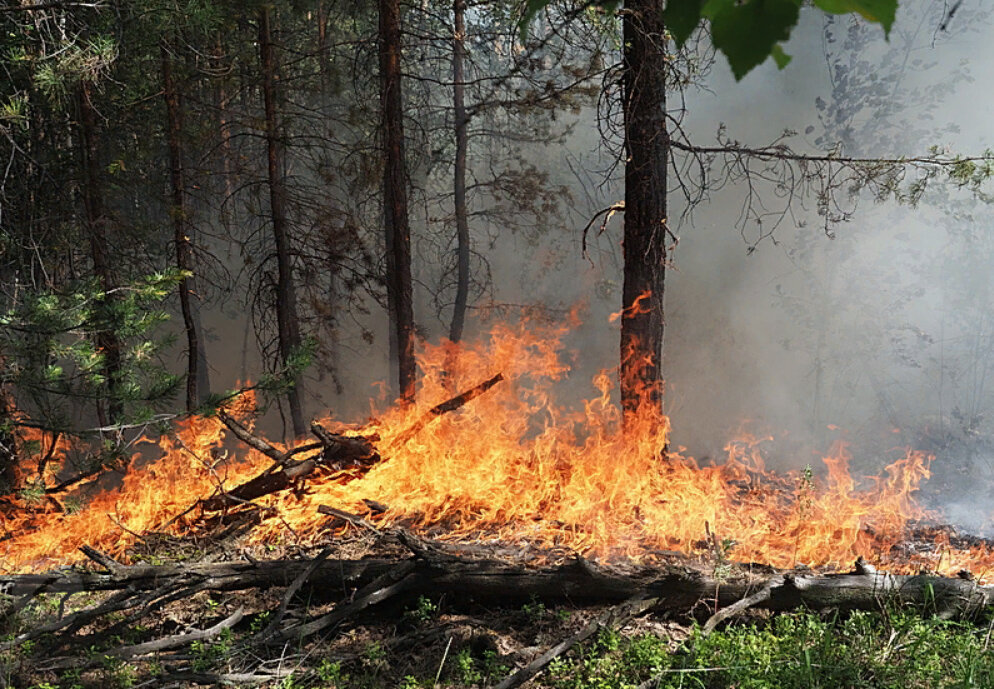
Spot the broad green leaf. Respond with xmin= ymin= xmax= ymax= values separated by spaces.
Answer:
xmin=705 ymin=0 xmax=801 ymax=80
xmin=813 ymin=0 xmax=897 ymax=35
xmin=664 ymin=0 xmax=704 ymax=46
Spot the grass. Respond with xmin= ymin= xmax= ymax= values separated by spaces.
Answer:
xmin=542 ymin=609 xmax=994 ymax=689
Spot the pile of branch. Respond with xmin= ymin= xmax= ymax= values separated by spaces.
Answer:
xmin=202 ymin=372 xmax=504 ymax=511
xmin=3 ymin=531 xmax=992 ymax=685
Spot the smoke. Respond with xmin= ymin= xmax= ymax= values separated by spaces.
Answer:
xmin=194 ymin=4 xmax=994 ymax=532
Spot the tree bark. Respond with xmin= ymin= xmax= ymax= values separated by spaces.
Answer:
xmin=259 ymin=5 xmax=306 ymax=436
xmin=379 ymin=0 xmax=416 ymax=404
xmin=620 ymin=0 xmax=668 ymax=423
xmin=78 ymin=80 xmax=122 ymax=426
xmin=448 ymin=0 xmax=470 ymax=347
xmin=4 ymin=555 xmax=991 ymax=620
xmin=161 ymin=40 xmax=202 ymax=413
xmin=215 ymin=33 xmax=235 ymax=236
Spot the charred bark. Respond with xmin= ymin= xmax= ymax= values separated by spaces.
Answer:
xmin=379 ymin=0 xmax=416 ymax=404
xmin=4 ymin=555 xmax=991 ymax=622
xmin=78 ymin=81 xmax=122 ymax=425
xmin=620 ymin=0 xmax=668 ymax=422
xmin=448 ymin=0 xmax=470 ymax=347
xmin=259 ymin=6 xmax=306 ymax=436
xmin=161 ymin=40 xmax=203 ymax=413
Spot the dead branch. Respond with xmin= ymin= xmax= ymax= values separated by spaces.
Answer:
xmin=204 ymin=374 xmax=504 ymax=510
xmin=282 ymin=560 xmax=418 ymax=640
xmin=391 ymin=372 xmax=505 ymax=446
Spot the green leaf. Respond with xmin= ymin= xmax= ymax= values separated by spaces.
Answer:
xmin=770 ymin=43 xmax=792 ymax=69
xmin=664 ymin=0 xmax=704 ymax=46
xmin=813 ymin=0 xmax=897 ymax=35
xmin=704 ymin=0 xmax=801 ymax=80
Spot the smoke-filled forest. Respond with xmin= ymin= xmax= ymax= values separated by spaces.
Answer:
xmin=5 ymin=1 xmax=994 ymax=687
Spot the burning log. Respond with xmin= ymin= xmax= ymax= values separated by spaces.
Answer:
xmin=202 ymin=373 xmax=504 ymax=510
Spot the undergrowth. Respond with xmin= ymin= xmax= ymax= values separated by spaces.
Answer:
xmin=9 ymin=599 xmax=994 ymax=688
xmin=543 ymin=609 xmax=994 ymax=689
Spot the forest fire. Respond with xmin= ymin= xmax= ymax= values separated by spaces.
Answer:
xmin=2 ymin=316 xmax=992 ymax=579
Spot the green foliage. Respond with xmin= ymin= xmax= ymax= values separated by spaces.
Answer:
xmin=403 ymin=595 xmax=439 ymax=626
xmin=542 ymin=610 xmax=994 ymax=689
xmin=0 ymin=271 xmax=184 ymax=431
xmin=190 ymin=627 xmax=233 ymax=672
xmin=519 ymin=0 xmax=898 ymax=80
xmin=453 ymin=647 xmax=483 ymax=685
xmin=316 ymin=658 xmax=349 ymax=687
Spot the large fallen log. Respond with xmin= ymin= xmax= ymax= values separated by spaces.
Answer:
xmin=202 ymin=373 xmax=504 ymax=510
xmin=3 ymin=552 xmax=991 ymax=620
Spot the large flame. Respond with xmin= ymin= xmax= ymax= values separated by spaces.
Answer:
xmin=2 ymin=315 xmax=992 ymax=577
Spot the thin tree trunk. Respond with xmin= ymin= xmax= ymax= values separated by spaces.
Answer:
xmin=379 ymin=0 xmax=416 ymax=403
xmin=161 ymin=40 xmax=202 ymax=413
xmin=79 ymin=81 xmax=122 ymax=426
xmin=259 ymin=5 xmax=306 ymax=436
xmin=215 ymin=34 xmax=235 ymax=235
xmin=620 ymin=0 xmax=667 ymax=424
xmin=448 ymin=0 xmax=469 ymax=348
xmin=316 ymin=0 xmax=330 ymax=93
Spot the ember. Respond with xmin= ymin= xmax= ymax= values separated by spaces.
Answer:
xmin=2 ymin=318 xmax=991 ymax=579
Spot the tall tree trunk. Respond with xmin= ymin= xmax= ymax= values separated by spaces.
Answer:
xmin=316 ymin=0 xmax=330 ymax=94
xmin=448 ymin=0 xmax=469 ymax=348
xmin=259 ymin=5 xmax=306 ymax=436
xmin=161 ymin=40 xmax=203 ymax=413
xmin=620 ymin=0 xmax=667 ymax=424
xmin=215 ymin=33 xmax=235 ymax=235
xmin=379 ymin=0 xmax=416 ymax=404
xmin=79 ymin=81 xmax=122 ymax=426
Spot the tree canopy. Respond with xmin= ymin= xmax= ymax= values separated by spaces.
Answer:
xmin=522 ymin=0 xmax=898 ymax=78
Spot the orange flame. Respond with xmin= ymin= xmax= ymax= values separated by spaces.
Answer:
xmin=2 ymin=316 xmax=992 ymax=578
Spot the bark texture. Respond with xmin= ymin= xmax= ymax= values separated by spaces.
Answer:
xmin=161 ymin=40 xmax=202 ymax=412
xmin=379 ymin=0 xmax=416 ymax=404
xmin=259 ymin=6 xmax=306 ymax=435
xmin=79 ymin=81 xmax=122 ymax=425
xmin=620 ymin=0 xmax=668 ymax=421
xmin=449 ymin=0 xmax=470 ymax=346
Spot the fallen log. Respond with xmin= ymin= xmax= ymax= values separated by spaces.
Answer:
xmin=203 ymin=373 xmax=504 ymax=511
xmin=3 ymin=555 xmax=992 ymax=619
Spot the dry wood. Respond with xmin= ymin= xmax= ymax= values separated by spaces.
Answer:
xmin=4 ymin=555 xmax=992 ymax=619
xmin=391 ymin=371 xmax=504 ymax=446
xmin=204 ymin=374 xmax=504 ymax=510
xmin=38 ymin=607 xmax=245 ymax=671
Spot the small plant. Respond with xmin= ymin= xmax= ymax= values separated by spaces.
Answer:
xmin=98 ymin=655 xmax=137 ymax=689
xmin=190 ymin=627 xmax=233 ymax=672
xmin=521 ymin=596 xmax=547 ymax=622
xmin=403 ymin=595 xmax=438 ymax=626
xmin=399 ymin=675 xmax=420 ymax=689
xmin=480 ymin=650 xmax=509 ymax=681
xmin=452 ymin=647 xmax=482 ymax=685
xmin=249 ymin=610 xmax=271 ymax=634
xmin=316 ymin=658 xmax=349 ymax=687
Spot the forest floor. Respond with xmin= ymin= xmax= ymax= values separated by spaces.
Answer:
xmin=5 ymin=520 xmax=994 ymax=689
